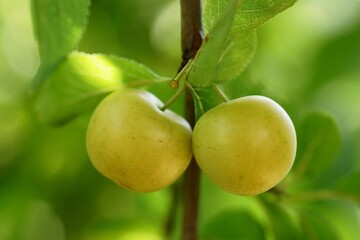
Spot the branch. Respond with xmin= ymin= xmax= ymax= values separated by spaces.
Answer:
xmin=179 ymin=0 xmax=203 ymax=70
xmin=180 ymin=0 xmax=203 ymax=240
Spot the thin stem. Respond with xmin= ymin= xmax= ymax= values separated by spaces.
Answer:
xmin=186 ymin=82 xmax=204 ymax=115
xmin=210 ymin=82 xmax=230 ymax=102
xmin=127 ymin=78 xmax=170 ymax=88
xmin=160 ymin=83 xmax=186 ymax=111
xmin=169 ymin=59 xmax=194 ymax=89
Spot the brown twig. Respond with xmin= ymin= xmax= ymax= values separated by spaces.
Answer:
xmin=179 ymin=0 xmax=203 ymax=70
xmin=180 ymin=0 xmax=203 ymax=240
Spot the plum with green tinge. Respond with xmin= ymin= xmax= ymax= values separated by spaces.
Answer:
xmin=192 ymin=95 xmax=297 ymax=196
xmin=86 ymin=90 xmax=192 ymax=192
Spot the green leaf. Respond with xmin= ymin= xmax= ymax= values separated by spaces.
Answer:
xmin=190 ymin=85 xmax=224 ymax=120
xmin=35 ymin=52 xmax=164 ymax=126
xmin=299 ymin=210 xmax=340 ymax=240
xmin=260 ymin=196 xmax=303 ymax=240
xmin=222 ymin=69 xmax=265 ymax=99
xmin=213 ymin=31 xmax=257 ymax=83
xmin=188 ymin=0 xmax=239 ymax=87
xmin=189 ymin=0 xmax=297 ymax=87
xmin=188 ymin=0 xmax=257 ymax=87
xmin=203 ymin=0 xmax=297 ymax=33
xmin=31 ymin=0 xmax=91 ymax=89
xmin=191 ymin=73 xmax=262 ymax=120
xmin=333 ymin=171 xmax=360 ymax=204
xmin=200 ymin=209 xmax=265 ymax=240
xmin=294 ymin=112 xmax=342 ymax=178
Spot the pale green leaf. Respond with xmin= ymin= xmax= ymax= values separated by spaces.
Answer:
xmin=213 ymin=31 xmax=257 ymax=83
xmin=222 ymin=69 xmax=265 ymax=99
xmin=31 ymin=0 xmax=91 ymax=89
xmin=188 ymin=0 xmax=258 ymax=87
xmin=190 ymin=85 xmax=224 ymax=120
xmin=204 ymin=0 xmax=297 ymax=33
xmin=189 ymin=30 xmax=256 ymax=86
xmin=191 ymin=73 xmax=262 ymax=120
xmin=35 ymin=52 xmax=164 ymax=126
xmin=203 ymin=0 xmax=228 ymax=33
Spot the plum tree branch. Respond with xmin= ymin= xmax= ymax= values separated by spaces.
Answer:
xmin=180 ymin=0 xmax=203 ymax=240
xmin=180 ymin=0 xmax=203 ymax=70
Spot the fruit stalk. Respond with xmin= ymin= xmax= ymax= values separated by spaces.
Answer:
xmin=180 ymin=0 xmax=203 ymax=239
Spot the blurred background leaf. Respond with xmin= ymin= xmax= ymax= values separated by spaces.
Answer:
xmin=297 ymin=207 xmax=341 ymax=240
xmin=260 ymin=196 xmax=304 ymax=240
xmin=293 ymin=112 xmax=342 ymax=182
xmin=333 ymin=171 xmax=360 ymax=204
xmin=200 ymin=209 xmax=265 ymax=240
xmin=298 ymin=199 xmax=360 ymax=240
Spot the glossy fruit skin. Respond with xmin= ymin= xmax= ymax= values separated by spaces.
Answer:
xmin=193 ymin=95 xmax=297 ymax=196
xmin=86 ymin=90 xmax=192 ymax=192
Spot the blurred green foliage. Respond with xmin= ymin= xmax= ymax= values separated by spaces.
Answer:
xmin=1 ymin=0 xmax=360 ymax=239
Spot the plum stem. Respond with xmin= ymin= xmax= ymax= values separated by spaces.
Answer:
xmin=160 ymin=83 xmax=186 ymax=111
xmin=169 ymin=59 xmax=194 ymax=89
xmin=210 ymin=82 xmax=230 ymax=102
